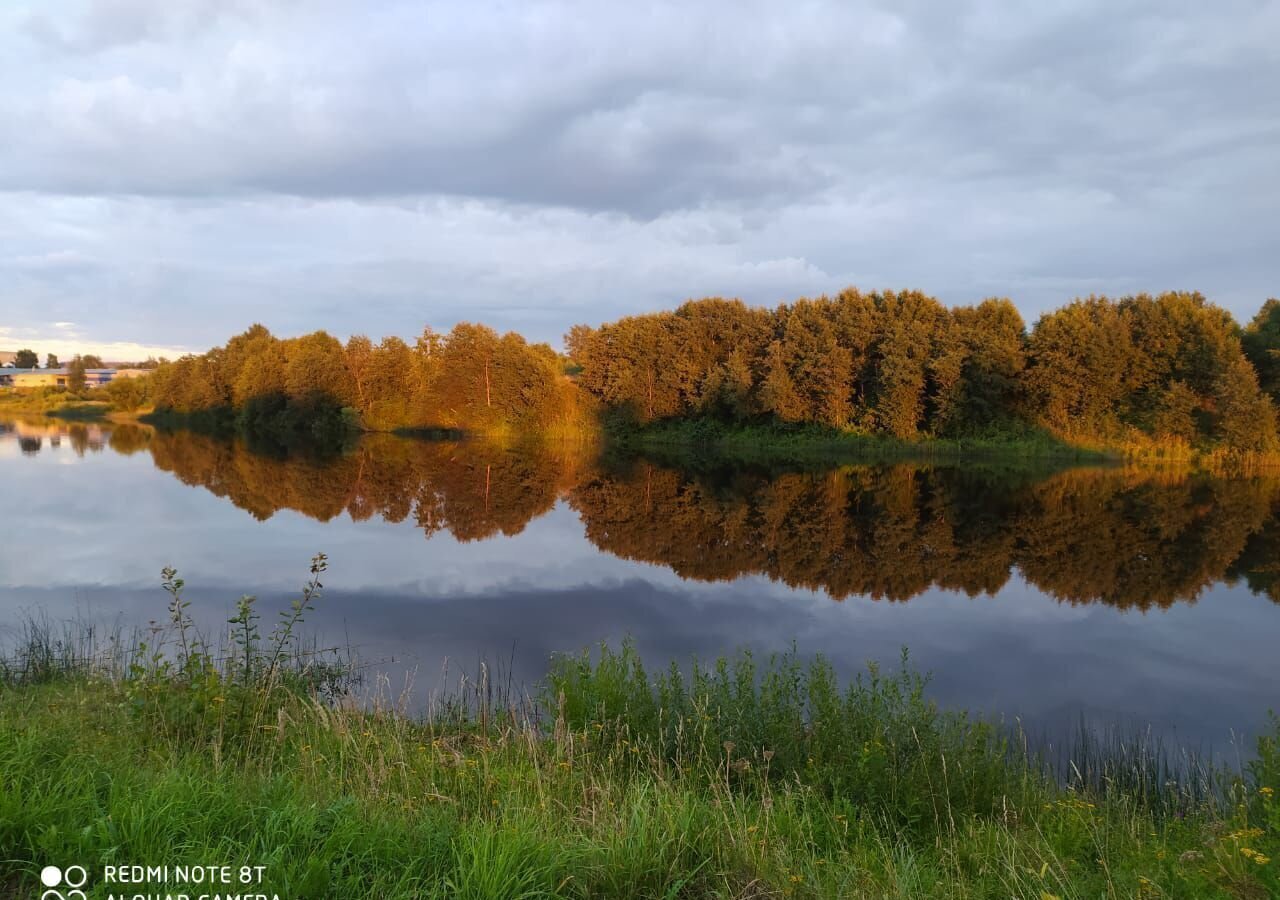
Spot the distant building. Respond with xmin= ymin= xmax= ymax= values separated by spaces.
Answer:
xmin=0 ymin=367 xmax=118 ymax=388
xmin=0 ymin=351 xmax=17 ymax=367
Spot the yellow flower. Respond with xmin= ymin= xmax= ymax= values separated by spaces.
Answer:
xmin=1260 ymin=786 xmax=1274 ymax=796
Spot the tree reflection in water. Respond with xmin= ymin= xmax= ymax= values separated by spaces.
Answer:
xmin=7 ymin=420 xmax=1277 ymax=608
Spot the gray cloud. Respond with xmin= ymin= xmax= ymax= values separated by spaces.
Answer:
xmin=1 ymin=0 xmax=1277 ymax=350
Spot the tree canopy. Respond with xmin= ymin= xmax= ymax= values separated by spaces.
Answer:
xmin=150 ymin=322 xmax=581 ymax=440
xmin=146 ymin=290 xmax=1280 ymax=457
xmin=568 ymin=290 xmax=1278 ymax=454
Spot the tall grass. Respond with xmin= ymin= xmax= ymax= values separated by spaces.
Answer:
xmin=1 ymin=565 xmax=1277 ymax=897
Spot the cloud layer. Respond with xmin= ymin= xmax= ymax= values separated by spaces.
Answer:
xmin=3 ymin=0 xmax=1277 ymax=353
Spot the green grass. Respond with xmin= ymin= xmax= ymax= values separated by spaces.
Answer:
xmin=0 ymin=388 xmax=108 ymax=418
xmin=1 ymin=566 xmax=1278 ymax=898
xmin=604 ymin=418 xmax=1280 ymax=474
xmin=610 ymin=419 xmax=1115 ymax=469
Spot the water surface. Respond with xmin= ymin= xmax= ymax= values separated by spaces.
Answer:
xmin=2 ymin=418 xmax=1277 ymax=751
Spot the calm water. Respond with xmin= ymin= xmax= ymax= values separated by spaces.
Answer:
xmin=3 ymin=417 xmax=1278 ymax=750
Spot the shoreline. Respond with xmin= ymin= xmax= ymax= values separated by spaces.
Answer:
xmin=9 ymin=396 xmax=1280 ymax=474
xmin=2 ymin=612 xmax=1277 ymax=898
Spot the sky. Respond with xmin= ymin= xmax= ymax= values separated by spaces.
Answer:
xmin=1 ymin=0 xmax=1277 ymax=359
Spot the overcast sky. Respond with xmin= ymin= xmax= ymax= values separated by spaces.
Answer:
xmin=2 ymin=0 xmax=1277 ymax=359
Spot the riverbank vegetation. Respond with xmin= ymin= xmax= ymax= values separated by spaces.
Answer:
xmin=1 ymin=565 xmax=1277 ymax=898
xmin=0 ymin=389 xmax=124 ymax=423
xmin=0 ymin=373 xmax=152 ymax=419
xmin=134 ymin=290 xmax=1280 ymax=466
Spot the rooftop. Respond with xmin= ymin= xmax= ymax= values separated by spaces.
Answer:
xmin=0 ymin=368 xmax=117 ymax=377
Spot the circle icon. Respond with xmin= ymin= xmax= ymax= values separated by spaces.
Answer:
xmin=40 ymin=866 xmax=62 ymax=887
xmin=65 ymin=866 xmax=88 ymax=887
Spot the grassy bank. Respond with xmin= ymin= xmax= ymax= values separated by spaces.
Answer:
xmin=1 ymin=568 xmax=1278 ymax=897
xmin=0 ymin=388 xmax=108 ymax=418
xmin=609 ymin=419 xmax=1115 ymax=468
xmin=607 ymin=419 xmax=1280 ymax=473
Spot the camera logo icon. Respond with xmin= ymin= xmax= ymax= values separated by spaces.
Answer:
xmin=40 ymin=865 xmax=88 ymax=900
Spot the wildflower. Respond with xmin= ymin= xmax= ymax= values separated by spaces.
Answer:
xmin=1260 ymin=786 xmax=1275 ymax=797
xmin=1254 ymin=855 xmax=1270 ymax=866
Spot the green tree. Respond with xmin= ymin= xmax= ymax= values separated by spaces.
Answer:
xmin=1214 ymin=355 xmax=1278 ymax=451
xmin=81 ymin=354 xmax=105 ymax=369
xmin=1024 ymin=297 xmax=1136 ymax=436
xmin=1150 ymin=381 xmax=1200 ymax=443
xmin=868 ymin=291 xmax=950 ymax=438
xmin=362 ymin=336 xmax=416 ymax=430
xmin=284 ymin=331 xmax=355 ymax=408
xmin=45 ymin=353 xmax=59 ymax=369
xmin=105 ymin=374 xmax=151 ymax=412
xmin=13 ymin=348 xmax=37 ymax=368
xmin=1243 ymin=299 xmax=1280 ymax=404
xmin=950 ymin=298 xmax=1026 ymax=431
xmin=768 ymin=300 xmax=852 ymax=427
xmin=758 ymin=339 xmax=805 ymax=422
xmin=67 ymin=356 xmax=87 ymax=392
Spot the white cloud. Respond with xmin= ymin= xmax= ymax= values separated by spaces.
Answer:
xmin=0 ymin=0 xmax=1276 ymax=349
xmin=0 ymin=326 xmax=190 ymax=362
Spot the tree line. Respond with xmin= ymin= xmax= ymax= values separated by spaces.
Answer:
xmin=148 ymin=322 xmax=583 ymax=439
xmin=570 ymin=290 xmax=1280 ymax=453
xmin=142 ymin=290 xmax=1280 ymax=454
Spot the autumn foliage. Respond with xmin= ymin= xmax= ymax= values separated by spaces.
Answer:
xmin=570 ymin=289 xmax=1278 ymax=454
xmin=149 ymin=322 xmax=583 ymax=439
xmin=148 ymin=290 xmax=1279 ymax=455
